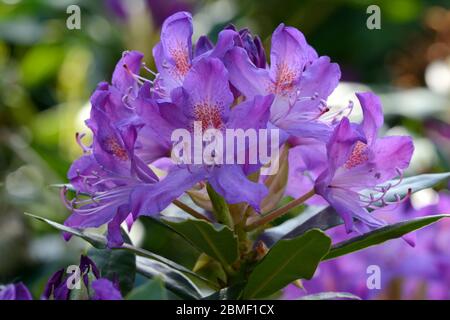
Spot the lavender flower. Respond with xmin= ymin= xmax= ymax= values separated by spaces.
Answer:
xmin=314 ymin=92 xmax=414 ymax=232
xmin=224 ymin=23 xmax=341 ymax=141
xmin=152 ymin=12 xmax=239 ymax=101
xmin=42 ymin=255 xmax=122 ymax=300
xmin=132 ymin=58 xmax=274 ymax=212
xmin=0 ymin=282 xmax=32 ymax=300
xmin=285 ymin=193 xmax=450 ymax=300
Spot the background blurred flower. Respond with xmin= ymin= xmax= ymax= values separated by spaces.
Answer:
xmin=285 ymin=192 xmax=450 ymax=300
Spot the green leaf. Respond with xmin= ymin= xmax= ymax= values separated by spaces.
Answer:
xmin=376 ymin=172 xmax=450 ymax=203
xmin=163 ymin=217 xmax=239 ymax=266
xmin=25 ymin=212 xmax=107 ymax=249
xmin=136 ymin=256 xmax=202 ymax=300
xmin=263 ymin=206 xmax=341 ymax=246
xmin=88 ymin=232 xmax=136 ymax=296
xmin=324 ymin=214 xmax=450 ymax=260
xmin=126 ymin=277 xmax=168 ymax=300
xmin=25 ymin=213 xmax=214 ymax=287
xmin=298 ymin=292 xmax=361 ymax=300
xmin=243 ymin=229 xmax=331 ymax=299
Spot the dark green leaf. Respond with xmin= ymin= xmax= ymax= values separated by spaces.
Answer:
xmin=163 ymin=217 xmax=239 ymax=266
xmin=25 ymin=212 xmax=107 ymax=249
xmin=243 ymin=229 xmax=331 ymax=299
xmin=324 ymin=214 xmax=450 ymax=260
xmin=263 ymin=206 xmax=341 ymax=246
xmin=88 ymin=232 xmax=136 ymax=296
xmin=25 ymin=213 xmax=213 ymax=287
xmin=126 ymin=277 xmax=168 ymax=300
xmin=136 ymin=256 xmax=202 ymax=300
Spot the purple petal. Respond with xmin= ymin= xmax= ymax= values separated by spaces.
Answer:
xmin=92 ymin=279 xmax=123 ymax=300
xmin=154 ymin=11 xmax=193 ymax=91
xmin=131 ymin=166 xmax=207 ymax=217
xmin=182 ymin=58 xmax=234 ymax=124
xmin=0 ymin=283 xmax=32 ymax=300
xmin=207 ymin=29 xmax=240 ymax=59
xmin=293 ymin=56 xmax=341 ymax=112
xmin=107 ymin=204 xmax=130 ymax=247
xmin=371 ymin=135 xmax=414 ymax=181
xmin=41 ymin=269 xmax=65 ymax=300
xmin=269 ymin=24 xmax=317 ymax=87
xmin=195 ymin=35 xmax=213 ymax=57
xmin=223 ymin=47 xmax=270 ymax=99
xmin=326 ymin=117 xmax=365 ymax=170
xmin=227 ymin=95 xmax=273 ymax=130
xmin=112 ymin=51 xmax=144 ymax=94
xmin=208 ymin=165 xmax=268 ymax=211
xmin=356 ymin=92 xmax=384 ymax=144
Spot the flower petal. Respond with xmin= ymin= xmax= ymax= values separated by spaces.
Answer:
xmin=111 ymin=50 xmax=144 ymax=94
xmin=293 ymin=56 xmax=340 ymax=112
xmin=356 ymin=92 xmax=384 ymax=144
xmin=223 ymin=47 xmax=270 ymax=99
xmin=131 ymin=166 xmax=207 ymax=217
xmin=182 ymin=58 xmax=234 ymax=124
xmin=208 ymin=165 xmax=268 ymax=211
xmin=269 ymin=24 xmax=317 ymax=87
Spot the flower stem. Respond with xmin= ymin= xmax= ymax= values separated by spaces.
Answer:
xmin=245 ymin=188 xmax=315 ymax=231
xmin=173 ymin=199 xmax=212 ymax=222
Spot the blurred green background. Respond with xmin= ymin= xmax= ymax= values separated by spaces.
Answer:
xmin=0 ymin=0 xmax=449 ymax=298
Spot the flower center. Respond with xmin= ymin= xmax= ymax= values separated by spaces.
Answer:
xmin=193 ymin=103 xmax=224 ymax=131
xmin=271 ymin=62 xmax=298 ymax=95
xmin=104 ymin=137 xmax=128 ymax=161
xmin=344 ymin=141 xmax=368 ymax=169
xmin=170 ymin=44 xmax=190 ymax=78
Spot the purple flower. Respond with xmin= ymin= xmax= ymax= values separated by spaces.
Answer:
xmin=145 ymin=0 xmax=194 ymax=28
xmin=104 ymin=0 xmax=128 ymax=22
xmin=42 ymin=255 xmax=122 ymax=300
xmin=131 ymin=57 xmax=274 ymax=213
xmin=152 ymin=12 xmax=239 ymax=101
xmin=285 ymin=193 xmax=450 ymax=300
xmin=224 ymin=25 xmax=266 ymax=69
xmin=0 ymin=282 xmax=32 ymax=300
xmin=63 ymin=52 xmax=165 ymax=247
xmin=314 ymin=92 xmax=414 ymax=232
xmin=224 ymin=23 xmax=341 ymax=141
xmin=285 ymin=137 xmax=328 ymax=205
xmin=92 ymin=279 xmax=123 ymax=300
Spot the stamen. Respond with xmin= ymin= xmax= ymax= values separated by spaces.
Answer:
xmin=344 ymin=141 xmax=368 ymax=169
xmin=142 ymin=62 xmax=158 ymax=77
xmin=75 ymin=132 xmax=90 ymax=153
xmin=123 ymin=64 xmax=153 ymax=85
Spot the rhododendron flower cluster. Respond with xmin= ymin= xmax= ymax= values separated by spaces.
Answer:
xmin=61 ymin=11 xmax=413 ymax=247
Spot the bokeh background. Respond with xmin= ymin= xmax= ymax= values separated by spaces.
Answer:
xmin=0 ymin=0 xmax=449 ymax=299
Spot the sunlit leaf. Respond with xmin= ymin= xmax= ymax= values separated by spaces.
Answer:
xmin=324 ymin=214 xmax=450 ymax=260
